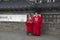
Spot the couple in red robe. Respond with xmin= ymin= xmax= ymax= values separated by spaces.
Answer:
xmin=26 ymin=12 xmax=42 ymax=36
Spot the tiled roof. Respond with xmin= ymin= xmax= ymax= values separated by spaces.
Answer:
xmin=0 ymin=0 xmax=32 ymax=9
xmin=0 ymin=0 xmax=60 ymax=10
xmin=37 ymin=2 xmax=60 ymax=8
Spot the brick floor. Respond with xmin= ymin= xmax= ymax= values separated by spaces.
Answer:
xmin=0 ymin=32 xmax=59 ymax=40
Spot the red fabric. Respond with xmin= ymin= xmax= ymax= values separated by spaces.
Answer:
xmin=26 ymin=18 xmax=33 ymax=33
xmin=33 ymin=15 xmax=42 ymax=36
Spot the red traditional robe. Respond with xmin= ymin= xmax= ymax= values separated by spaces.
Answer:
xmin=26 ymin=18 xmax=33 ymax=33
xmin=33 ymin=15 xmax=42 ymax=36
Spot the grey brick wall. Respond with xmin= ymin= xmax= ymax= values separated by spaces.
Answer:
xmin=0 ymin=11 xmax=60 ymax=37
xmin=41 ymin=12 xmax=60 ymax=36
xmin=42 ymin=23 xmax=60 ymax=36
xmin=0 ymin=11 xmax=28 ymax=32
xmin=0 ymin=22 xmax=26 ymax=32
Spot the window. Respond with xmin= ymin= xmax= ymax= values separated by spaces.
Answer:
xmin=35 ymin=0 xmax=42 ymax=3
xmin=28 ymin=0 xmax=55 ymax=4
xmin=29 ymin=0 xmax=42 ymax=3
xmin=53 ymin=0 xmax=55 ymax=2
xmin=47 ymin=0 xmax=50 ymax=3
xmin=56 ymin=15 xmax=60 ymax=22
xmin=47 ymin=0 xmax=55 ymax=3
xmin=42 ymin=14 xmax=58 ymax=23
xmin=39 ymin=0 xmax=42 ymax=3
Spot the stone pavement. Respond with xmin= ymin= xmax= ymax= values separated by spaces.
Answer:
xmin=0 ymin=32 xmax=59 ymax=40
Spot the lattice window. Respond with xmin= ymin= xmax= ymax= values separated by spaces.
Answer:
xmin=42 ymin=14 xmax=59 ymax=23
xmin=47 ymin=0 xmax=55 ymax=3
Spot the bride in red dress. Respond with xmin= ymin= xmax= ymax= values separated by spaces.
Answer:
xmin=26 ymin=15 xmax=33 ymax=35
xmin=33 ymin=12 xmax=42 ymax=36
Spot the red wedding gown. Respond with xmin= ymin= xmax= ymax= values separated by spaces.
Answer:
xmin=26 ymin=18 xmax=33 ymax=33
xmin=33 ymin=15 xmax=42 ymax=36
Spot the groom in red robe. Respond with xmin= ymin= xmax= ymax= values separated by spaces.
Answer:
xmin=33 ymin=12 xmax=42 ymax=36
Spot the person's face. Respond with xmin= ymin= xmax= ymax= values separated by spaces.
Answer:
xmin=35 ymin=12 xmax=38 ymax=15
xmin=28 ymin=15 xmax=31 ymax=18
xmin=39 ymin=14 xmax=41 ymax=16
